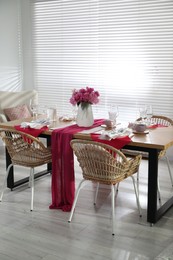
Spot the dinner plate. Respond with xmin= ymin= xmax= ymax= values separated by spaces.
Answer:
xmin=101 ymin=123 xmax=121 ymax=129
xmin=59 ymin=116 xmax=74 ymax=122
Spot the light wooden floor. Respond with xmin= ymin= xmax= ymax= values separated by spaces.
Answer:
xmin=0 ymin=145 xmax=173 ymax=260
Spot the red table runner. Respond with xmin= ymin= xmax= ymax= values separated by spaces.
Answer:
xmin=49 ymin=119 xmax=104 ymax=212
xmin=49 ymin=119 xmax=133 ymax=212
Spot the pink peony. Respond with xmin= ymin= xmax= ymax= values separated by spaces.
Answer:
xmin=70 ymin=86 xmax=100 ymax=106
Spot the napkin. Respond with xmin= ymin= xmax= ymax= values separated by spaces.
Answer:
xmin=100 ymin=127 xmax=132 ymax=140
xmin=91 ymin=132 xmax=132 ymax=150
xmin=15 ymin=125 xmax=48 ymax=137
xmin=20 ymin=119 xmax=50 ymax=129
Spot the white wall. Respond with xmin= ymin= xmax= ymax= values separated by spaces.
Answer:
xmin=0 ymin=0 xmax=33 ymax=92
xmin=0 ymin=0 xmax=22 ymax=91
xmin=21 ymin=0 xmax=34 ymax=90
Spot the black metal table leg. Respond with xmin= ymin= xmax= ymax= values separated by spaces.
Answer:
xmin=6 ymin=148 xmax=14 ymax=190
xmin=147 ymin=149 xmax=158 ymax=224
xmin=124 ymin=144 xmax=173 ymax=224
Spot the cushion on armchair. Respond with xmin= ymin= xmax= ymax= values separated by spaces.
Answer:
xmin=0 ymin=90 xmax=38 ymax=122
xmin=4 ymin=104 xmax=31 ymax=121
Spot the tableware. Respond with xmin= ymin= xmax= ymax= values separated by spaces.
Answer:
xmin=134 ymin=123 xmax=147 ymax=132
xmin=101 ymin=122 xmax=121 ymax=129
xmin=100 ymin=127 xmax=131 ymax=140
xmin=139 ymin=105 xmax=147 ymax=122
xmin=20 ymin=119 xmax=50 ymax=129
xmin=71 ymin=105 xmax=78 ymax=121
xmin=47 ymin=107 xmax=57 ymax=122
xmin=59 ymin=116 xmax=74 ymax=122
xmin=146 ymin=105 xmax=153 ymax=124
xmin=30 ymin=98 xmax=38 ymax=119
xmin=146 ymin=105 xmax=153 ymax=118
xmin=104 ymin=119 xmax=114 ymax=128
xmin=133 ymin=130 xmax=149 ymax=134
xmin=108 ymin=105 xmax=119 ymax=126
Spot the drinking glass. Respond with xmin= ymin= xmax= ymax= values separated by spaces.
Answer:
xmin=108 ymin=105 xmax=119 ymax=127
xmin=47 ymin=107 xmax=57 ymax=122
xmin=72 ymin=105 xmax=78 ymax=121
xmin=30 ymin=98 xmax=38 ymax=119
xmin=146 ymin=105 xmax=153 ymax=125
xmin=139 ymin=105 xmax=147 ymax=122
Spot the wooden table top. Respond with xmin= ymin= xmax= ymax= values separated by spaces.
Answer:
xmin=1 ymin=116 xmax=173 ymax=151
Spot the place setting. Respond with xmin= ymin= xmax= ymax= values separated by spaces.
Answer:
xmin=127 ymin=104 xmax=154 ymax=135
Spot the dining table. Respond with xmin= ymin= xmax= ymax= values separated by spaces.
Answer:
xmin=1 ymin=115 xmax=173 ymax=225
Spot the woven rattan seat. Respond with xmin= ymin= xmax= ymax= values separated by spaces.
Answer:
xmin=122 ymin=115 xmax=173 ymax=199
xmin=0 ymin=128 xmax=52 ymax=211
xmin=68 ymin=139 xmax=142 ymax=235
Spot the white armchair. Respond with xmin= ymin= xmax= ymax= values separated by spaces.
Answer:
xmin=0 ymin=90 xmax=38 ymax=122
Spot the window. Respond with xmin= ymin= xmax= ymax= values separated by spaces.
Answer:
xmin=32 ymin=0 xmax=173 ymax=121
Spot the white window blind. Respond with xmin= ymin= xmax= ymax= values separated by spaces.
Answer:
xmin=31 ymin=0 xmax=173 ymax=121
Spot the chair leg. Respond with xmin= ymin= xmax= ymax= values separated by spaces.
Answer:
xmin=116 ymin=183 xmax=119 ymax=192
xmin=130 ymin=175 xmax=142 ymax=217
xmin=28 ymin=173 xmax=31 ymax=188
xmin=68 ymin=179 xmax=86 ymax=223
xmin=94 ymin=182 xmax=99 ymax=205
xmin=0 ymin=164 xmax=13 ymax=202
xmin=165 ymin=155 xmax=173 ymax=187
xmin=111 ymin=184 xmax=115 ymax=236
xmin=137 ymin=171 xmax=139 ymax=183
xmin=30 ymin=168 xmax=34 ymax=211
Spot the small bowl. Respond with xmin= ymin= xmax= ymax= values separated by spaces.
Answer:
xmin=134 ymin=123 xmax=147 ymax=132
xmin=104 ymin=119 xmax=114 ymax=128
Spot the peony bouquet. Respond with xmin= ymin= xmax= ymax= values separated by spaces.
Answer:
xmin=70 ymin=86 xmax=100 ymax=109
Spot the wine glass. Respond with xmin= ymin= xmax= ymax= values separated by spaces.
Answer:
xmin=30 ymin=98 xmax=38 ymax=119
xmin=139 ymin=105 xmax=147 ymax=122
xmin=72 ymin=105 xmax=78 ymax=121
xmin=108 ymin=105 xmax=119 ymax=127
xmin=146 ymin=105 xmax=153 ymax=125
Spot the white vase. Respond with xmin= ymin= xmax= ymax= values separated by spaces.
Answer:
xmin=76 ymin=103 xmax=94 ymax=127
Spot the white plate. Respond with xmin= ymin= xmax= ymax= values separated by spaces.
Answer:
xmin=133 ymin=130 xmax=149 ymax=134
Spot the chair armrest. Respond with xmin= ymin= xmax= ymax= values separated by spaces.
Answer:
xmin=0 ymin=113 xmax=8 ymax=123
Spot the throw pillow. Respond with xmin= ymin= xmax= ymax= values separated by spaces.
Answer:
xmin=4 ymin=104 xmax=31 ymax=121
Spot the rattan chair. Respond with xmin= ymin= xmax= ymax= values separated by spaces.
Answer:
xmin=0 ymin=128 xmax=52 ymax=211
xmin=68 ymin=139 xmax=142 ymax=235
xmin=149 ymin=116 xmax=173 ymax=181
xmin=122 ymin=115 xmax=173 ymax=200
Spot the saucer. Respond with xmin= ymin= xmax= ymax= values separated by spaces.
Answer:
xmin=133 ymin=130 xmax=149 ymax=134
